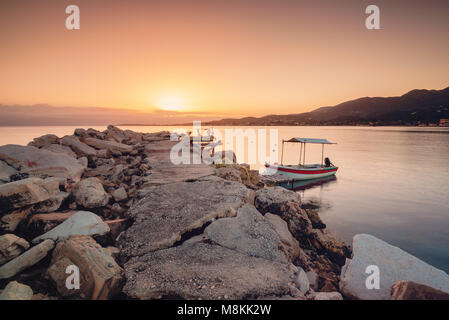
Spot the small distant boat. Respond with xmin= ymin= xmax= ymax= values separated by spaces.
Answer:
xmin=264 ymin=137 xmax=338 ymax=180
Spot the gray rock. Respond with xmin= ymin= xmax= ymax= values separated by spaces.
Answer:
xmin=264 ymin=213 xmax=300 ymax=263
xmin=0 ymin=234 xmax=30 ymax=265
xmin=340 ymin=234 xmax=449 ymax=300
xmin=27 ymin=134 xmax=59 ymax=148
xmin=112 ymin=187 xmax=127 ymax=202
xmin=123 ymin=242 xmax=295 ymax=300
xmin=0 ymin=281 xmax=33 ymax=300
xmin=295 ymin=267 xmax=310 ymax=294
xmin=118 ymin=179 xmax=252 ymax=260
xmin=0 ymin=239 xmax=55 ymax=279
xmin=72 ymin=177 xmax=109 ymax=208
xmin=83 ymin=137 xmax=132 ymax=153
xmin=0 ymin=177 xmax=60 ymax=214
xmin=0 ymin=160 xmax=18 ymax=183
xmin=61 ymin=135 xmax=97 ymax=157
xmin=0 ymin=145 xmax=85 ymax=182
xmin=314 ymin=292 xmax=343 ymax=300
xmin=205 ymin=205 xmax=287 ymax=263
xmin=254 ymin=186 xmax=301 ymax=215
xmin=32 ymin=211 xmax=110 ymax=244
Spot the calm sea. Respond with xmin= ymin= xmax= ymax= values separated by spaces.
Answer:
xmin=1 ymin=125 xmax=449 ymax=272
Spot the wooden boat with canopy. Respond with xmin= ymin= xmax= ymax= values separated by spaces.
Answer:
xmin=264 ymin=137 xmax=338 ymax=180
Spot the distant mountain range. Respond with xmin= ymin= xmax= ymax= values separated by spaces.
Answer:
xmin=205 ymin=87 xmax=449 ymax=126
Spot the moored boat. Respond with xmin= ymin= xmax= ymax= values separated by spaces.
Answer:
xmin=264 ymin=137 xmax=338 ymax=180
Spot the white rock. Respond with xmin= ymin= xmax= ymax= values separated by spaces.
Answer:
xmin=32 ymin=211 xmax=110 ymax=244
xmin=0 ymin=281 xmax=33 ymax=300
xmin=339 ymin=234 xmax=449 ymax=300
xmin=314 ymin=292 xmax=343 ymax=300
xmin=295 ymin=267 xmax=310 ymax=294
xmin=0 ymin=145 xmax=84 ymax=182
xmin=72 ymin=177 xmax=109 ymax=208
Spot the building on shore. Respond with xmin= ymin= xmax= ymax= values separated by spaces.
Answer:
xmin=440 ymin=119 xmax=449 ymax=127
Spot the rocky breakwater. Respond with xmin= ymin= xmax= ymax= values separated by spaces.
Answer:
xmin=0 ymin=125 xmax=353 ymax=300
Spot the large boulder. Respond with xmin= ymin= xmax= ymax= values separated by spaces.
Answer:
xmin=123 ymin=242 xmax=295 ymax=300
xmin=0 ymin=234 xmax=30 ymax=265
xmin=205 ymin=205 xmax=287 ymax=263
xmin=47 ymin=235 xmax=124 ymax=300
xmin=339 ymin=234 xmax=449 ymax=300
xmin=27 ymin=134 xmax=59 ymax=148
xmin=0 ymin=160 xmax=18 ymax=184
xmin=0 ymin=239 xmax=55 ymax=279
xmin=42 ymin=144 xmax=77 ymax=158
xmin=104 ymin=125 xmax=126 ymax=143
xmin=32 ymin=211 xmax=110 ymax=244
xmin=390 ymin=281 xmax=449 ymax=300
xmin=72 ymin=177 xmax=109 ymax=208
xmin=28 ymin=211 xmax=77 ymax=236
xmin=0 ymin=177 xmax=60 ymax=214
xmin=0 ymin=191 xmax=68 ymax=233
xmin=264 ymin=213 xmax=300 ymax=263
xmin=0 ymin=281 xmax=33 ymax=300
xmin=61 ymin=135 xmax=97 ymax=157
xmin=0 ymin=145 xmax=84 ymax=182
xmin=82 ymin=137 xmax=132 ymax=153
xmin=254 ymin=186 xmax=301 ymax=214
xmin=118 ymin=179 xmax=252 ymax=260
xmin=255 ymin=187 xmax=312 ymax=243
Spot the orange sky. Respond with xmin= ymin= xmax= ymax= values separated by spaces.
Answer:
xmin=0 ymin=0 xmax=448 ymax=119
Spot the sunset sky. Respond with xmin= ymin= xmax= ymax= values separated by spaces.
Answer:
xmin=0 ymin=0 xmax=448 ymax=122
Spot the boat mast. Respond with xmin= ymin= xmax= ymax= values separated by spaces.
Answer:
xmin=299 ymin=142 xmax=303 ymax=166
xmin=321 ymin=143 xmax=324 ymax=167
xmin=302 ymin=142 xmax=306 ymax=166
xmin=281 ymin=140 xmax=284 ymax=165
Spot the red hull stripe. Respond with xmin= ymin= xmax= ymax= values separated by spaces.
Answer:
xmin=275 ymin=167 xmax=338 ymax=175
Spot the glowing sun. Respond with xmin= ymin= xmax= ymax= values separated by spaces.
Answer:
xmin=157 ymin=95 xmax=186 ymax=111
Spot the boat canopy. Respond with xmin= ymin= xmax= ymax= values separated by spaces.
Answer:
xmin=284 ymin=138 xmax=336 ymax=144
